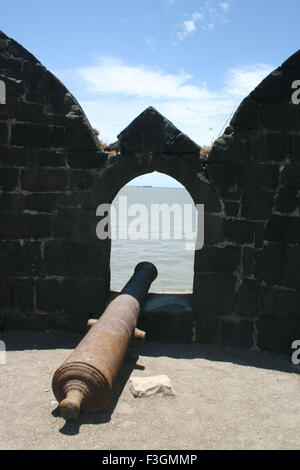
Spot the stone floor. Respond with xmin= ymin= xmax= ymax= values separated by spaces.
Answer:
xmin=0 ymin=330 xmax=299 ymax=450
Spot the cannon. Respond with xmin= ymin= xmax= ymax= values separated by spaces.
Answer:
xmin=52 ymin=261 xmax=157 ymax=419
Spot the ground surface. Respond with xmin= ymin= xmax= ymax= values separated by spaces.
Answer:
xmin=0 ymin=330 xmax=299 ymax=450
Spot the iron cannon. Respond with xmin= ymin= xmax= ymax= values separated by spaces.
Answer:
xmin=52 ymin=261 xmax=157 ymax=419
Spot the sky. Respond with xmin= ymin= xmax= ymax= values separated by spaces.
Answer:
xmin=1 ymin=0 xmax=299 ymax=187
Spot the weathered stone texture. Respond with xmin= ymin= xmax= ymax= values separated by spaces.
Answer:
xmin=198 ymin=49 xmax=300 ymax=354
xmin=129 ymin=375 xmax=175 ymax=398
xmin=0 ymin=30 xmax=107 ymax=329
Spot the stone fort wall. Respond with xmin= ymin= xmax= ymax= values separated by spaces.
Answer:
xmin=0 ymin=30 xmax=299 ymax=354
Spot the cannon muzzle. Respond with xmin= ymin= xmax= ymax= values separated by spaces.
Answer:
xmin=52 ymin=262 xmax=157 ymax=419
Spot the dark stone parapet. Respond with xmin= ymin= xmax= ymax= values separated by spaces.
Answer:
xmin=0 ymin=29 xmax=299 ymax=354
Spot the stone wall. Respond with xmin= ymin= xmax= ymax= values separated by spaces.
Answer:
xmin=201 ymin=50 xmax=300 ymax=353
xmin=0 ymin=30 xmax=299 ymax=354
xmin=0 ymin=31 xmax=109 ymax=330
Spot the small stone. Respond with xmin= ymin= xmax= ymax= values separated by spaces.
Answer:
xmin=129 ymin=375 xmax=175 ymax=398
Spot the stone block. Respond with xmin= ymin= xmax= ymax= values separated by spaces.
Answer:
xmin=3 ymin=311 xmax=51 ymax=331
xmin=22 ymin=61 xmax=44 ymax=90
xmin=261 ymin=103 xmax=287 ymax=131
xmin=0 ymin=214 xmax=52 ymax=239
xmin=51 ymin=312 xmax=90 ymax=332
xmin=14 ymin=103 xmax=44 ymax=123
xmin=0 ymin=193 xmax=24 ymax=213
xmin=220 ymin=319 xmax=254 ymax=348
xmin=50 ymin=125 xmax=66 ymax=148
xmin=255 ymin=244 xmax=300 ymax=290
xmin=265 ymin=216 xmax=300 ymax=244
xmin=0 ymin=278 xmax=11 ymax=308
xmin=167 ymin=132 xmax=200 ymax=154
xmin=225 ymin=219 xmax=256 ymax=244
xmin=192 ymin=179 xmax=222 ymax=214
xmin=66 ymin=151 xmax=106 ymax=169
xmin=61 ymin=278 xmax=106 ymax=314
xmin=69 ymin=170 xmax=95 ymax=191
xmin=235 ymin=164 xmax=279 ymax=190
xmin=257 ymin=286 xmax=300 ymax=319
xmin=129 ymin=375 xmax=175 ymax=398
xmin=0 ymin=147 xmax=31 ymax=167
xmin=254 ymin=223 xmax=265 ymax=249
xmin=204 ymin=214 xmax=226 ymax=245
xmin=117 ymin=106 xmax=180 ymax=153
xmin=6 ymin=39 xmax=38 ymax=62
xmin=236 ymin=279 xmax=259 ymax=317
xmin=24 ymin=193 xmax=58 ymax=213
xmin=12 ymin=278 xmax=34 ymax=312
xmin=36 ymin=150 xmax=66 ymax=167
xmin=64 ymin=116 xmax=99 ymax=150
xmin=253 ymin=132 xmax=289 ymax=162
xmin=250 ymin=68 xmax=289 ymax=103
xmin=138 ymin=293 xmax=193 ymax=342
xmin=25 ymin=90 xmax=46 ymax=104
xmin=0 ymin=241 xmax=42 ymax=276
xmin=44 ymin=240 xmax=108 ymax=277
xmin=241 ymin=191 xmax=274 ymax=220
xmin=286 ymin=103 xmax=300 ymax=132
xmin=194 ymin=245 xmax=241 ymax=274
xmin=224 ymin=200 xmax=240 ymax=217
xmin=20 ymin=168 xmax=68 ymax=192
xmin=52 ymin=208 xmax=98 ymax=241
xmin=282 ymin=50 xmax=300 ymax=69
xmin=0 ymin=55 xmax=22 ymax=74
xmin=5 ymin=79 xmax=25 ymax=102
xmin=196 ymin=317 xmax=221 ymax=344
xmin=274 ymin=187 xmax=298 ymax=214
xmin=208 ymin=133 xmax=252 ymax=163
xmin=230 ymin=96 xmax=259 ymax=129
xmin=257 ymin=317 xmax=300 ymax=354
xmin=35 ymin=279 xmax=62 ymax=313
xmin=207 ymin=163 xmax=238 ymax=192
xmin=290 ymin=135 xmax=300 ymax=164
xmin=0 ymin=121 xmax=9 ymax=145
xmin=193 ymin=272 xmax=236 ymax=317
xmin=0 ymin=167 xmax=19 ymax=190
xmin=242 ymin=247 xmax=256 ymax=276
xmin=10 ymin=123 xmax=52 ymax=147
xmin=281 ymin=165 xmax=300 ymax=189
xmin=56 ymin=192 xmax=85 ymax=209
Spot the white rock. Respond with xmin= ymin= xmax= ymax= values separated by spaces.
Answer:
xmin=129 ymin=375 xmax=175 ymax=398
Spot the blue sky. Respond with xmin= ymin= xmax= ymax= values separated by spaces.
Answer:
xmin=1 ymin=0 xmax=299 ymax=186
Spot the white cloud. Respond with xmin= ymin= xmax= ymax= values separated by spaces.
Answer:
xmin=177 ymin=20 xmax=196 ymax=40
xmin=220 ymin=2 xmax=229 ymax=11
xmin=145 ymin=37 xmax=157 ymax=52
xmin=177 ymin=1 xmax=230 ymax=40
xmin=77 ymin=58 xmax=212 ymax=101
xmin=58 ymin=59 xmax=274 ymax=146
xmin=224 ymin=64 xmax=274 ymax=97
xmin=184 ymin=20 xmax=196 ymax=33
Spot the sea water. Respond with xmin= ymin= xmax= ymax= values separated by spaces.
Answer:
xmin=110 ymin=186 xmax=197 ymax=292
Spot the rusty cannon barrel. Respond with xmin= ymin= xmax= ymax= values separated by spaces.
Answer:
xmin=52 ymin=261 xmax=157 ymax=419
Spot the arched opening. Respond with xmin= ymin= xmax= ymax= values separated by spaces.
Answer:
xmin=109 ymin=172 xmax=197 ymax=293
xmin=93 ymin=135 xmax=222 ymax=343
